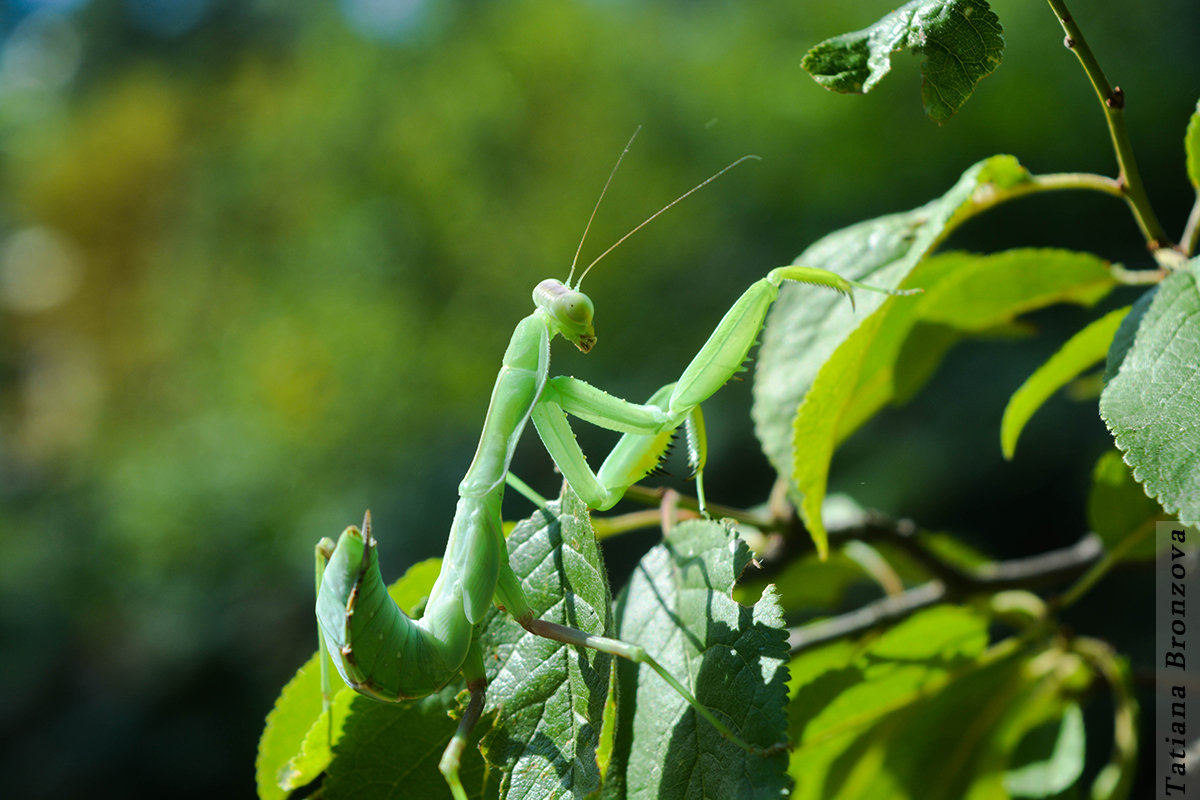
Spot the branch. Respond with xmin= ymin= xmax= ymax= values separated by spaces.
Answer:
xmin=787 ymin=532 xmax=1104 ymax=654
xmin=1045 ymin=0 xmax=1170 ymax=250
xmin=788 ymin=581 xmax=944 ymax=652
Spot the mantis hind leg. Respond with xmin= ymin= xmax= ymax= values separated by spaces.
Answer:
xmin=516 ymin=615 xmax=782 ymax=757
xmin=495 ymin=560 xmax=777 ymax=757
xmin=315 ymin=537 xmax=337 ymax=748
xmin=439 ymin=639 xmax=488 ymax=800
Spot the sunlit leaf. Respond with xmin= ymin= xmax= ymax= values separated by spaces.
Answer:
xmin=851 ymin=248 xmax=1116 ymax=457
xmin=1185 ymin=98 xmax=1200 ymax=188
xmin=793 ymin=314 xmax=887 ymax=559
xmin=1004 ymin=703 xmax=1086 ymax=798
xmin=787 ymin=605 xmax=989 ymax=797
xmin=753 ymin=155 xmax=1035 ymax=555
xmin=790 ymin=631 xmax=1090 ymax=800
xmin=256 ymin=650 xmax=339 ymax=800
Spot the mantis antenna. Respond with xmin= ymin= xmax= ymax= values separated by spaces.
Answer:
xmin=567 ymin=136 xmax=761 ymax=290
xmin=565 ymin=126 xmax=642 ymax=289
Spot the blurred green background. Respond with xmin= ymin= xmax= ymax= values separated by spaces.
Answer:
xmin=0 ymin=0 xmax=1195 ymax=796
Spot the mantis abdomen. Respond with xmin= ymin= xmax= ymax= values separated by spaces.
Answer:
xmin=316 ymin=521 xmax=473 ymax=701
xmin=316 ymin=316 xmax=550 ymax=704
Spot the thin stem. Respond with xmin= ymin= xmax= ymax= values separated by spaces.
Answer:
xmin=505 ymin=472 xmax=548 ymax=510
xmin=590 ymin=507 xmax=679 ymax=540
xmin=957 ymin=172 xmax=1118 ymax=222
xmin=788 ymin=581 xmax=946 ymax=652
xmin=1046 ymin=0 xmax=1171 ymax=249
xmin=940 ymin=171 xmax=1122 ymax=247
xmin=1053 ymin=520 xmax=1155 ymax=611
xmin=621 ymin=483 xmax=771 ymax=530
xmin=1030 ymin=171 xmax=1123 ymax=198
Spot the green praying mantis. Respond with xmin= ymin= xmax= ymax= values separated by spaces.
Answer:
xmin=314 ymin=134 xmax=915 ymax=799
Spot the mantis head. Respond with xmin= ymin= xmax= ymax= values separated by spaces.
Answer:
xmin=534 ymin=278 xmax=596 ymax=353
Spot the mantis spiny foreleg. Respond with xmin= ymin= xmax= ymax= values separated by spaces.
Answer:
xmin=531 ymin=265 xmax=903 ymax=514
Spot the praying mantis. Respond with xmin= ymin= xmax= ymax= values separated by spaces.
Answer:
xmin=314 ymin=135 xmax=913 ymax=799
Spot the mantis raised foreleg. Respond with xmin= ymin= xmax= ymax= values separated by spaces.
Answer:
xmin=314 ymin=144 xmax=914 ymax=800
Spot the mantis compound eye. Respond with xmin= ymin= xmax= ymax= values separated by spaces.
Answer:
xmin=557 ymin=291 xmax=594 ymax=327
xmin=554 ymin=291 xmax=596 ymax=352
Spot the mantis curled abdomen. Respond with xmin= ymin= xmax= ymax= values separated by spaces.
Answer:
xmin=316 ymin=495 xmax=506 ymax=701
xmin=316 ymin=318 xmax=548 ymax=704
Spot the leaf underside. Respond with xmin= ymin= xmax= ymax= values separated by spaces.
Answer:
xmin=802 ymin=0 xmax=1004 ymax=121
xmin=1000 ymin=305 xmax=1130 ymax=459
xmin=1185 ymin=98 xmax=1200 ymax=189
xmin=1087 ymin=449 xmax=1167 ymax=560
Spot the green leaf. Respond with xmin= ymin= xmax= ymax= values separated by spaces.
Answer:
xmin=911 ymin=250 xmax=1115 ymax=332
xmin=256 ymin=557 xmax=442 ymax=799
xmin=787 ymin=605 xmax=989 ymax=797
xmin=790 ymin=605 xmax=986 ymax=743
xmin=1004 ymin=703 xmax=1086 ymax=798
xmin=1104 ymin=288 xmax=1155 ymax=381
xmin=285 ymin=689 xmax=356 ymax=796
xmin=1001 ymin=306 xmax=1130 ymax=459
xmin=604 ymin=519 xmax=791 ymax=799
xmin=1186 ymin=99 xmax=1200 ymax=189
xmin=790 ymin=633 xmax=1091 ymax=800
xmin=1087 ymin=450 xmax=1166 ymax=560
xmin=478 ymin=486 xmax=613 ymax=800
xmin=801 ymin=0 xmax=1004 ymax=122
xmin=753 ymin=156 xmax=1038 ymax=554
xmin=1100 ymin=259 xmax=1200 ymax=524
xmin=256 ymin=650 xmax=337 ymax=800
xmin=324 ymin=686 xmax=495 ymax=800
xmin=793 ymin=312 xmax=887 ymax=559
xmin=850 ymin=248 xmax=1116 ymax=459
